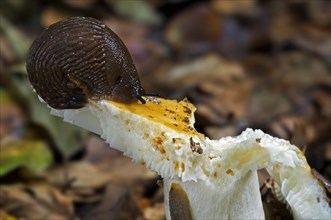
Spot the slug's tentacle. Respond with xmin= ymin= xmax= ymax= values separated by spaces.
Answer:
xmin=135 ymin=95 xmax=146 ymax=104
xmin=145 ymin=93 xmax=161 ymax=97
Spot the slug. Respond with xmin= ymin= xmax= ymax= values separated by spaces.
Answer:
xmin=26 ymin=17 xmax=146 ymax=109
xmin=169 ymin=183 xmax=192 ymax=220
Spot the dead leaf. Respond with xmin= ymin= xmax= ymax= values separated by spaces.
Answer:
xmin=77 ymin=184 xmax=141 ymax=220
xmin=165 ymin=4 xmax=222 ymax=56
xmin=46 ymin=161 xmax=110 ymax=195
xmin=210 ymin=0 xmax=258 ymax=15
xmin=0 ymin=183 xmax=73 ymax=219
xmin=144 ymin=203 xmax=165 ymax=220
xmin=40 ymin=6 xmax=72 ymax=28
xmin=0 ymin=210 xmax=16 ymax=220
xmin=0 ymin=90 xmax=26 ymax=143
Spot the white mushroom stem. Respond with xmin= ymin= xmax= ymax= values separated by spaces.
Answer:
xmin=163 ymin=172 xmax=264 ymax=219
xmin=51 ymin=99 xmax=330 ymax=219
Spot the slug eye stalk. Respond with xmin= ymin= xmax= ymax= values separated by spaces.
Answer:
xmin=135 ymin=95 xmax=146 ymax=104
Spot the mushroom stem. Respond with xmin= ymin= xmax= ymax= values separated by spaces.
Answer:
xmin=164 ymin=172 xmax=264 ymax=219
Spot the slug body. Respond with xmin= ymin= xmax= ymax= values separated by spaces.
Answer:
xmin=27 ymin=17 xmax=145 ymax=109
xmin=169 ymin=183 xmax=192 ymax=220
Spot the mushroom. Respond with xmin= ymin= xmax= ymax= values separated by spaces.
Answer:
xmin=50 ymin=97 xmax=331 ymax=219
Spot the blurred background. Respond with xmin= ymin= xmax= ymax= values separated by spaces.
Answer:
xmin=0 ymin=0 xmax=330 ymax=219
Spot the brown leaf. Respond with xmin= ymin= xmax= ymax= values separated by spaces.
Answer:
xmin=46 ymin=161 xmax=110 ymax=190
xmin=143 ymin=203 xmax=165 ymax=220
xmin=164 ymin=54 xmax=244 ymax=86
xmin=45 ymin=161 xmax=110 ymax=203
xmin=0 ymin=102 xmax=26 ymax=144
xmin=41 ymin=6 xmax=72 ymax=28
xmin=77 ymin=184 xmax=141 ymax=220
xmin=0 ymin=183 xmax=73 ymax=219
xmin=165 ymin=4 xmax=222 ymax=56
xmin=210 ymin=0 xmax=257 ymax=15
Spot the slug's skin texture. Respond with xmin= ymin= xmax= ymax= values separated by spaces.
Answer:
xmin=26 ymin=17 xmax=145 ymax=109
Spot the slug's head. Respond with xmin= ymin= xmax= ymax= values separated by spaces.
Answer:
xmin=109 ymin=65 xmax=146 ymax=104
xmin=26 ymin=17 xmax=146 ymax=109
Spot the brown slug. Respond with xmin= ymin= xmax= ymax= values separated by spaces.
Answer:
xmin=26 ymin=17 xmax=146 ymax=109
xmin=169 ymin=183 xmax=192 ymax=220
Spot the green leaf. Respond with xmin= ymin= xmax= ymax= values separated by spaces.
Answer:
xmin=0 ymin=16 xmax=31 ymax=61
xmin=0 ymin=140 xmax=53 ymax=176
xmin=5 ymin=71 xmax=87 ymax=157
